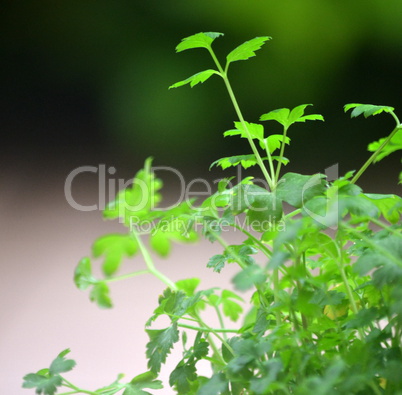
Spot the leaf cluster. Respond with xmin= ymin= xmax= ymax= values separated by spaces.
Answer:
xmin=23 ymin=33 xmax=402 ymax=395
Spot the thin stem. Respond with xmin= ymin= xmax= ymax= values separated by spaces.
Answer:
xmin=369 ymin=381 xmax=384 ymax=395
xmin=211 ymin=229 xmax=270 ymax=308
xmin=231 ymin=223 xmax=272 ymax=257
xmin=351 ymin=124 xmax=401 ymax=184
xmin=212 ymin=232 xmax=247 ymax=270
xmin=61 ymin=379 xmax=100 ymax=395
xmin=224 ymin=78 xmax=275 ymax=190
xmin=104 ymin=270 xmax=150 ymax=283
xmin=193 ymin=311 xmax=234 ymax=361
xmin=334 ymin=235 xmax=365 ymax=340
xmin=263 ymin=139 xmax=277 ymax=183
xmin=177 ymin=322 xmax=238 ymax=334
xmin=131 ymin=230 xmax=177 ymax=290
xmin=275 ymin=126 xmax=289 ymax=183
xmin=214 ymin=305 xmax=228 ymax=341
xmin=285 ymin=208 xmax=301 ymax=219
xmin=295 ymin=255 xmax=309 ymax=331
xmin=208 ymin=48 xmax=275 ymax=190
xmin=272 ymin=268 xmax=281 ymax=326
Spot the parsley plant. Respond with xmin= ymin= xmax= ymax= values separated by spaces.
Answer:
xmin=23 ymin=32 xmax=402 ymax=395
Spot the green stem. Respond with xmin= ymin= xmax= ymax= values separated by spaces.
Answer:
xmin=131 ymin=230 xmax=177 ymax=290
xmin=193 ymin=311 xmax=234 ymax=361
xmin=275 ymin=126 xmax=289 ymax=183
xmin=212 ymin=232 xmax=247 ymax=270
xmin=177 ymin=322 xmax=238 ymax=333
xmin=369 ymin=381 xmax=384 ymax=395
xmin=211 ymin=229 xmax=270 ymax=308
xmin=351 ymin=124 xmax=401 ymax=184
xmin=214 ymin=305 xmax=228 ymax=340
xmin=334 ymin=236 xmax=365 ymax=339
xmin=208 ymin=48 xmax=275 ymax=190
xmin=284 ymin=208 xmax=302 ymax=219
xmin=61 ymin=379 xmax=100 ymax=395
xmin=232 ymin=223 xmax=272 ymax=258
xmin=104 ymin=270 xmax=150 ymax=283
xmin=263 ymin=139 xmax=277 ymax=183
xmin=272 ymin=268 xmax=281 ymax=326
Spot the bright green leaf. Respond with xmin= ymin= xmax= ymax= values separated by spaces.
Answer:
xmin=169 ymin=69 xmax=220 ymax=89
xmin=226 ymin=36 xmax=271 ymax=65
xmin=90 ymin=281 xmax=112 ymax=309
xmin=176 ymin=278 xmax=201 ymax=296
xmin=276 ymin=172 xmax=326 ymax=208
xmin=260 ymin=105 xmax=324 ymax=129
xmin=123 ymin=372 xmax=163 ymax=395
xmin=74 ymin=257 xmax=95 ymax=290
xmin=175 ymin=32 xmax=223 ymax=52
xmin=259 ymin=134 xmax=290 ymax=154
xmin=210 ymin=154 xmax=259 ymax=170
xmin=363 ymin=193 xmax=402 ymax=223
xmin=344 ymin=103 xmax=395 ymax=118
xmin=93 ymin=234 xmax=138 ymax=276
xmin=260 ymin=108 xmax=290 ymax=127
xmin=150 ymin=221 xmax=198 ymax=257
xmin=221 ymin=290 xmax=244 ymax=321
xmin=103 ymin=157 xmax=163 ymax=226
xmin=245 ymin=186 xmax=283 ymax=231
xmin=224 ymin=121 xmax=264 ymax=141
xmin=367 ymin=129 xmax=402 ymax=162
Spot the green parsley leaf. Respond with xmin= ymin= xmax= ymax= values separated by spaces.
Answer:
xmin=150 ymin=220 xmax=198 ymax=257
xmin=90 ymin=281 xmax=112 ymax=309
xmin=207 ymin=254 xmax=226 ymax=273
xmin=224 ymin=121 xmax=264 ymax=141
xmin=245 ymin=186 xmax=283 ymax=231
xmin=175 ymin=32 xmax=223 ymax=52
xmin=92 ymin=234 xmax=138 ymax=276
xmin=232 ymin=263 xmax=267 ymax=291
xmin=123 ymin=372 xmax=163 ymax=395
xmin=210 ymin=154 xmax=260 ymax=170
xmin=276 ymin=172 xmax=326 ymax=208
xmin=103 ymin=157 xmax=162 ymax=226
xmin=146 ymin=324 xmax=180 ymax=373
xmin=169 ymin=69 xmax=220 ymax=89
xmin=169 ymin=362 xmax=197 ymax=394
xmin=221 ymin=289 xmax=244 ymax=322
xmin=74 ymin=257 xmax=95 ymax=290
xmin=344 ymin=103 xmax=395 ymax=118
xmin=260 ymin=104 xmax=324 ymax=129
xmin=367 ymin=129 xmax=402 ymax=162
xmin=22 ymin=373 xmax=62 ymax=395
xmin=49 ymin=349 xmax=76 ymax=375
xmin=198 ymin=373 xmax=228 ymax=395
xmin=363 ymin=193 xmax=402 ymax=223
xmin=226 ymin=36 xmax=271 ymax=65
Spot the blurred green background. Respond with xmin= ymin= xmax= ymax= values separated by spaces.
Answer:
xmin=2 ymin=0 xmax=402 ymax=191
